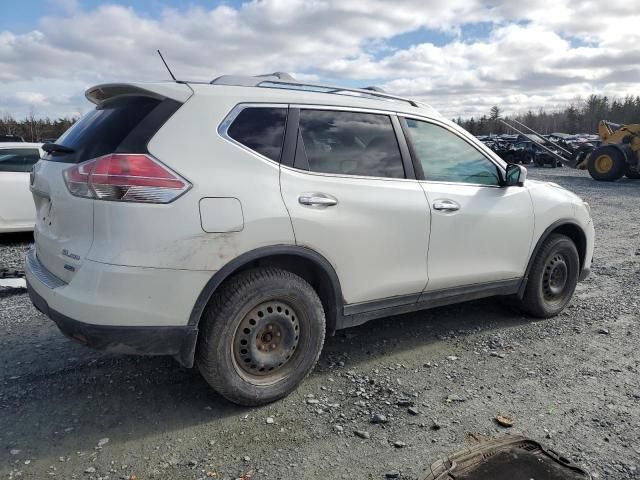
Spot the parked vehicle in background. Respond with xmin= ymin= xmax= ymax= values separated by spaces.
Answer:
xmin=480 ymin=138 xmax=517 ymax=163
xmin=514 ymin=135 xmax=562 ymax=167
xmin=26 ymin=74 xmax=594 ymax=406
xmin=0 ymin=143 xmax=42 ymax=233
xmin=0 ymin=135 xmax=25 ymax=143
xmin=498 ymin=119 xmax=600 ymax=171
xmin=508 ymin=140 xmax=535 ymax=165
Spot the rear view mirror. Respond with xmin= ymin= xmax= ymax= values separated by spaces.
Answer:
xmin=505 ymin=163 xmax=526 ymax=187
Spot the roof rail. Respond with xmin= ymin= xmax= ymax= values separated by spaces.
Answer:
xmin=362 ymin=86 xmax=386 ymax=93
xmin=210 ymin=73 xmax=421 ymax=108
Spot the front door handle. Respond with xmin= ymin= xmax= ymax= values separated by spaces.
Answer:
xmin=433 ymin=199 xmax=460 ymax=212
xmin=298 ymin=193 xmax=338 ymax=207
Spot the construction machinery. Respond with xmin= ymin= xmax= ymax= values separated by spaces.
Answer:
xmin=578 ymin=121 xmax=640 ymax=181
xmin=498 ymin=119 xmax=595 ymax=168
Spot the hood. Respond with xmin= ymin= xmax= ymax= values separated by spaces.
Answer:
xmin=526 ymin=178 xmax=582 ymax=203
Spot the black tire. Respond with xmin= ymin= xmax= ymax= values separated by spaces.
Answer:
xmin=196 ymin=267 xmax=326 ymax=406
xmin=587 ymin=146 xmax=626 ymax=181
xmin=624 ymin=165 xmax=640 ymax=179
xmin=533 ymin=155 xmax=544 ymax=167
xmin=517 ymin=234 xmax=580 ymax=318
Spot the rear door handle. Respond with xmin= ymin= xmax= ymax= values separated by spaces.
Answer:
xmin=298 ymin=193 xmax=338 ymax=207
xmin=433 ymin=199 xmax=460 ymax=212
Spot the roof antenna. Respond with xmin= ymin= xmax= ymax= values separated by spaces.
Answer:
xmin=157 ymin=49 xmax=177 ymax=81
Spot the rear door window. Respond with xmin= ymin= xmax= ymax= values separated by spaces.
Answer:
xmin=296 ymin=109 xmax=405 ymax=178
xmin=227 ymin=107 xmax=287 ymax=162
xmin=0 ymin=148 xmax=40 ymax=172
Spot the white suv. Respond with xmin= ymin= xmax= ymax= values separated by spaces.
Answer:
xmin=26 ymin=74 xmax=594 ymax=406
xmin=0 ymin=142 xmax=43 ymax=232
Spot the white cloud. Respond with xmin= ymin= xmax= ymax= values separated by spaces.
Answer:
xmin=47 ymin=0 xmax=80 ymax=14
xmin=0 ymin=0 xmax=638 ymax=119
xmin=15 ymin=91 xmax=49 ymax=106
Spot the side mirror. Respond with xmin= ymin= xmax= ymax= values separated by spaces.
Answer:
xmin=504 ymin=163 xmax=526 ymax=187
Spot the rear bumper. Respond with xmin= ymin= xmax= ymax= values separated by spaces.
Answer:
xmin=25 ymin=248 xmax=213 ymax=367
xmin=0 ymin=223 xmax=34 ymax=233
xmin=28 ymin=283 xmax=197 ymax=367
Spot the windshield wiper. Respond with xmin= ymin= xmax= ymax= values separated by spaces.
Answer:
xmin=42 ymin=143 xmax=75 ymax=154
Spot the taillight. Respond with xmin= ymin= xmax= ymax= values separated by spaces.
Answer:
xmin=63 ymin=154 xmax=190 ymax=203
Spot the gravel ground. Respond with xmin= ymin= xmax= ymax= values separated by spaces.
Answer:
xmin=1 ymin=166 xmax=639 ymax=480
xmin=0 ymin=233 xmax=31 ymax=273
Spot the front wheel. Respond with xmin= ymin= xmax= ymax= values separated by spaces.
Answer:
xmin=587 ymin=146 xmax=626 ymax=181
xmin=196 ymin=268 xmax=326 ymax=406
xmin=516 ymin=234 xmax=580 ymax=318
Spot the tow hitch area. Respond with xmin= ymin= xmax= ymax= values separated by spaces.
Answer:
xmin=421 ymin=435 xmax=591 ymax=480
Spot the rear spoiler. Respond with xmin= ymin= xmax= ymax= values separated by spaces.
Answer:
xmin=85 ymin=82 xmax=193 ymax=106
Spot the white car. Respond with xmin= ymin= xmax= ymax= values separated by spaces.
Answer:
xmin=0 ymin=142 xmax=42 ymax=232
xmin=26 ymin=74 xmax=594 ymax=406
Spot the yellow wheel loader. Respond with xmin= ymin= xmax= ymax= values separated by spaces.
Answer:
xmin=579 ymin=121 xmax=640 ymax=181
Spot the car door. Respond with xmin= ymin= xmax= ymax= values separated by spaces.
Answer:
xmin=0 ymin=147 xmax=40 ymax=230
xmin=279 ymin=107 xmax=430 ymax=308
xmin=400 ymin=117 xmax=534 ymax=292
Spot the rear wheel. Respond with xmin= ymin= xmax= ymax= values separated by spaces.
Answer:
xmin=516 ymin=234 xmax=579 ymax=318
xmin=196 ymin=268 xmax=326 ymax=406
xmin=587 ymin=146 xmax=626 ymax=181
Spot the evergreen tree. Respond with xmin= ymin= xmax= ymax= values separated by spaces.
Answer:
xmin=455 ymin=95 xmax=640 ymax=135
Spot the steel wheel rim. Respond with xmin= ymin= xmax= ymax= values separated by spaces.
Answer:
xmin=542 ymin=254 xmax=569 ymax=301
xmin=595 ymin=154 xmax=613 ymax=174
xmin=232 ymin=300 xmax=300 ymax=385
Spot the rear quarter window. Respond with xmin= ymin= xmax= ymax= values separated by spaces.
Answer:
xmin=226 ymin=107 xmax=287 ymax=162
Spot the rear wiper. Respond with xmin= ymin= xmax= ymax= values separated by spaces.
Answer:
xmin=42 ymin=143 xmax=75 ymax=154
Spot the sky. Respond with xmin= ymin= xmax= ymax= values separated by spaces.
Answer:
xmin=1 ymin=0 xmax=639 ymax=120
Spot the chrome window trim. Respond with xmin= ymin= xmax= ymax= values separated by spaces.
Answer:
xmin=217 ymin=103 xmax=290 ymax=167
xmin=291 ymin=103 xmax=398 ymax=115
xmin=419 ymin=179 xmax=503 ymax=189
xmin=279 ymin=163 xmax=420 ymax=183
xmin=218 ymin=102 xmax=504 ymax=186
xmin=400 ymin=114 xmax=507 ymax=188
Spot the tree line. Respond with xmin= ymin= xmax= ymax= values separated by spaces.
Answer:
xmin=0 ymin=114 xmax=77 ymax=142
xmin=1 ymin=94 xmax=639 ymax=142
xmin=454 ymin=94 xmax=640 ymax=136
